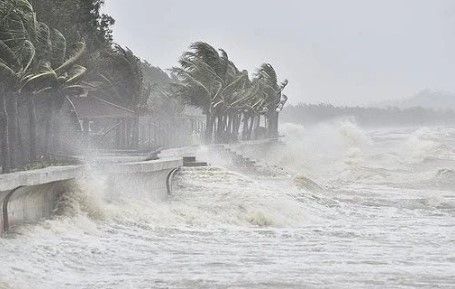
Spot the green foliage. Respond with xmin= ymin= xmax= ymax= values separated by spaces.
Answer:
xmin=170 ymin=41 xmax=289 ymax=142
xmin=140 ymin=60 xmax=184 ymax=116
xmin=89 ymin=45 xmax=144 ymax=110
xmin=141 ymin=60 xmax=171 ymax=88
xmin=28 ymin=0 xmax=114 ymax=52
xmin=0 ymin=0 xmax=90 ymax=173
xmin=0 ymin=0 xmax=88 ymax=94
xmin=0 ymin=0 xmax=288 ymax=165
xmin=24 ymin=0 xmax=146 ymax=114
xmin=172 ymin=42 xmax=288 ymax=116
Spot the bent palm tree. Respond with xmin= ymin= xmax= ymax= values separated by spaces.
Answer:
xmin=21 ymin=39 xmax=87 ymax=157
xmin=252 ymin=64 xmax=288 ymax=138
xmin=172 ymin=42 xmax=257 ymax=143
xmin=0 ymin=0 xmax=37 ymax=168
xmin=1 ymin=0 xmax=87 ymax=162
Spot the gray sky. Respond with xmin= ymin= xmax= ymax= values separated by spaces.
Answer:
xmin=103 ymin=0 xmax=455 ymax=105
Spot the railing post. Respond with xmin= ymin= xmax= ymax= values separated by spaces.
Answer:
xmin=2 ymin=186 xmax=23 ymax=234
xmin=166 ymin=168 xmax=180 ymax=195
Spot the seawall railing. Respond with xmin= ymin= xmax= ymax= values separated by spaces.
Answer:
xmin=0 ymin=158 xmax=182 ymax=235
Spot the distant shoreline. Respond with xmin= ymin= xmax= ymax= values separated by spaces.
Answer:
xmin=282 ymin=103 xmax=455 ymax=127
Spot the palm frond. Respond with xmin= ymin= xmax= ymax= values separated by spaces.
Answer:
xmin=62 ymin=84 xmax=86 ymax=96
xmin=34 ymin=21 xmax=51 ymax=61
xmin=0 ymin=60 xmax=16 ymax=84
xmin=0 ymin=39 xmax=20 ymax=69
xmin=55 ymin=41 xmax=86 ymax=75
xmin=50 ymin=28 xmax=66 ymax=67
xmin=20 ymin=69 xmax=57 ymax=92
xmin=16 ymin=39 xmax=34 ymax=75
xmin=65 ymin=64 xmax=87 ymax=85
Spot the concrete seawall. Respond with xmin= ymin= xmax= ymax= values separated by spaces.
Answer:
xmin=0 ymin=158 xmax=182 ymax=235
xmin=98 ymin=158 xmax=182 ymax=201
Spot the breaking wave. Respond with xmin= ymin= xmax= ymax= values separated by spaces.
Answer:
xmin=1 ymin=122 xmax=454 ymax=289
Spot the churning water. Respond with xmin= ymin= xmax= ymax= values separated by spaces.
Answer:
xmin=1 ymin=122 xmax=454 ymax=289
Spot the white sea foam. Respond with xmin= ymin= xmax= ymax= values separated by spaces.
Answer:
xmin=0 ymin=124 xmax=454 ymax=289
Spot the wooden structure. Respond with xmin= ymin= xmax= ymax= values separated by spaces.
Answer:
xmin=69 ymin=95 xmax=137 ymax=150
xmin=69 ymin=96 xmax=206 ymax=152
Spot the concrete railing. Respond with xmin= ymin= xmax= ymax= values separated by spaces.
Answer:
xmin=97 ymin=158 xmax=182 ymax=201
xmin=0 ymin=166 xmax=84 ymax=192
xmin=0 ymin=158 xmax=182 ymax=235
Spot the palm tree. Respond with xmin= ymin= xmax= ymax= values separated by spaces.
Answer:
xmin=171 ymin=42 xmax=222 ymax=142
xmin=251 ymin=63 xmax=288 ymax=138
xmin=1 ymin=0 xmax=87 ymax=164
xmin=172 ymin=42 xmax=257 ymax=143
xmin=21 ymin=39 xmax=87 ymax=157
xmin=90 ymin=44 xmax=144 ymax=147
xmin=0 ymin=84 xmax=10 ymax=173
xmin=0 ymin=0 xmax=36 ymax=168
xmin=171 ymin=42 xmax=290 ymax=143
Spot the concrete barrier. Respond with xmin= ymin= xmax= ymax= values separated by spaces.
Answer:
xmin=0 ymin=166 xmax=84 ymax=234
xmin=98 ymin=158 xmax=183 ymax=201
xmin=0 ymin=166 xmax=84 ymax=192
xmin=0 ymin=158 xmax=182 ymax=235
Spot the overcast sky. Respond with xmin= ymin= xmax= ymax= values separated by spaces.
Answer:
xmin=103 ymin=0 xmax=455 ymax=105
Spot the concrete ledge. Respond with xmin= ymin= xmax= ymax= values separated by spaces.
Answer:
xmin=0 ymin=158 xmax=183 ymax=235
xmin=0 ymin=166 xmax=84 ymax=192
xmin=98 ymin=158 xmax=183 ymax=174
xmin=102 ymin=158 xmax=183 ymax=201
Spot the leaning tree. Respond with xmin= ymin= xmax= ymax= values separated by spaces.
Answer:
xmin=172 ymin=42 xmax=260 ymax=143
xmin=0 ymin=0 xmax=88 ymax=169
xmin=253 ymin=64 xmax=288 ymax=138
xmin=0 ymin=0 xmax=37 ymax=170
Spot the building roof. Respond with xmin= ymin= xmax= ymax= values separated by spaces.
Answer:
xmin=69 ymin=96 xmax=135 ymax=119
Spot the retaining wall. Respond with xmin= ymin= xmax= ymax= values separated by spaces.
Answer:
xmin=0 ymin=158 xmax=182 ymax=235
xmin=98 ymin=158 xmax=182 ymax=201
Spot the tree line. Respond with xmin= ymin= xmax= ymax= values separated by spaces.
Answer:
xmin=0 ymin=0 xmax=289 ymax=173
xmin=282 ymin=103 xmax=455 ymax=127
xmin=172 ymin=42 xmax=288 ymax=143
xmin=0 ymin=0 xmax=133 ymax=173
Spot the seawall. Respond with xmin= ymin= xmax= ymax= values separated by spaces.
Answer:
xmin=0 ymin=158 xmax=182 ymax=235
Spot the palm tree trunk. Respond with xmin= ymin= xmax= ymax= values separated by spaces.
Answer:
xmin=247 ymin=114 xmax=255 ymax=140
xmin=242 ymin=113 xmax=249 ymax=140
xmin=223 ymin=113 xmax=230 ymax=142
xmin=215 ymin=114 xmax=221 ymax=143
xmin=6 ymin=93 xmax=18 ymax=169
xmin=44 ymin=97 xmax=55 ymax=159
xmin=271 ymin=111 xmax=279 ymax=138
xmin=0 ymin=93 xmax=11 ymax=173
xmin=17 ymin=118 xmax=24 ymax=160
xmin=253 ymin=114 xmax=260 ymax=139
xmin=216 ymin=113 xmax=226 ymax=143
xmin=204 ymin=113 xmax=214 ymax=144
xmin=226 ymin=112 xmax=235 ymax=142
xmin=132 ymin=116 xmax=139 ymax=148
xmin=27 ymin=94 xmax=37 ymax=161
xmin=233 ymin=114 xmax=241 ymax=141
xmin=53 ymin=110 xmax=62 ymax=155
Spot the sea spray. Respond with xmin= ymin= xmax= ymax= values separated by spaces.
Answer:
xmin=55 ymin=179 xmax=107 ymax=221
xmin=1 ymin=125 xmax=454 ymax=289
